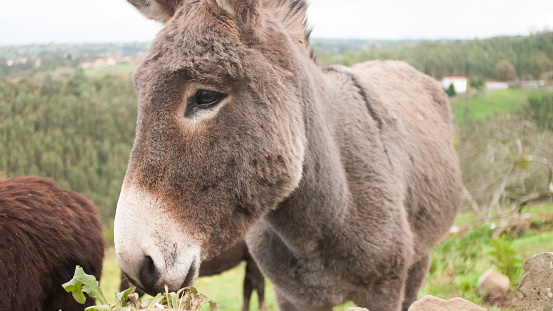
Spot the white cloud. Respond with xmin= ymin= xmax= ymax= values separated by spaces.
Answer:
xmin=0 ymin=0 xmax=552 ymax=45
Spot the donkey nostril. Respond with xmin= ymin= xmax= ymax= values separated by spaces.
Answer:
xmin=139 ymin=255 xmax=160 ymax=294
xmin=181 ymin=258 xmax=197 ymax=288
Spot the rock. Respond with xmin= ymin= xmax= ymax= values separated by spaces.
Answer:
xmin=476 ymin=267 xmax=510 ymax=296
xmin=515 ymin=252 xmax=553 ymax=310
xmin=408 ymin=295 xmax=486 ymax=311
xmin=346 ymin=308 xmax=369 ymax=311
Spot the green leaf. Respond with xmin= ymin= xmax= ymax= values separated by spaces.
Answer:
xmin=62 ymin=266 xmax=109 ymax=306
xmin=143 ymin=293 xmax=164 ymax=309
xmin=168 ymin=292 xmax=179 ymax=308
xmin=113 ymin=286 xmax=136 ymax=308
xmin=62 ymin=278 xmax=86 ymax=304
xmin=84 ymin=305 xmax=112 ymax=311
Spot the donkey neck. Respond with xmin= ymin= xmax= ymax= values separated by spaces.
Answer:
xmin=263 ymin=63 xmax=373 ymax=256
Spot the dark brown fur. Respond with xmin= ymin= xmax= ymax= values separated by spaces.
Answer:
xmin=0 ymin=176 xmax=105 ymax=311
xmin=115 ymin=1 xmax=462 ymax=310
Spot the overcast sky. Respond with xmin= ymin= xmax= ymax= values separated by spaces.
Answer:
xmin=1 ymin=0 xmax=552 ymax=45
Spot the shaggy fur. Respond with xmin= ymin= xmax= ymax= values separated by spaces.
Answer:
xmin=115 ymin=1 xmax=462 ymax=310
xmin=0 ymin=176 xmax=105 ymax=311
xmin=120 ymin=240 xmax=266 ymax=311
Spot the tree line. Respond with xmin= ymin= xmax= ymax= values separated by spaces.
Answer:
xmin=314 ymin=31 xmax=553 ymax=81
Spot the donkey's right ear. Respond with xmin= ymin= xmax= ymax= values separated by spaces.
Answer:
xmin=127 ymin=0 xmax=183 ymax=23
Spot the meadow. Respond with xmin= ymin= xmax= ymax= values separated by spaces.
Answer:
xmin=448 ymin=88 xmax=553 ymax=124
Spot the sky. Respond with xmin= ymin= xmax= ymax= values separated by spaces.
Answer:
xmin=1 ymin=0 xmax=552 ymax=45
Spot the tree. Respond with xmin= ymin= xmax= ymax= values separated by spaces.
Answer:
xmin=458 ymin=115 xmax=553 ymax=221
xmin=528 ymin=94 xmax=553 ymax=131
xmin=446 ymin=83 xmax=457 ymax=97
xmin=494 ymin=60 xmax=517 ymax=81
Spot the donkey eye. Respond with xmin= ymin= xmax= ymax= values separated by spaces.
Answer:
xmin=185 ymin=90 xmax=227 ymax=118
xmin=196 ymin=90 xmax=224 ymax=106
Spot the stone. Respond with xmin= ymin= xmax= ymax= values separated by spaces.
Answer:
xmin=408 ymin=295 xmax=486 ymax=311
xmin=515 ymin=252 xmax=553 ymax=311
xmin=476 ymin=267 xmax=510 ymax=296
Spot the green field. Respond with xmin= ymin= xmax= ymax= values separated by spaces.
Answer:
xmin=449 ymin=88 xmax=547 ymax=123
xmin=83 ymin=64 xmax=136 ymax=79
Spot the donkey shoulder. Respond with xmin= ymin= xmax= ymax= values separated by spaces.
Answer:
xmin=351 ymin=60 xmax=451 ymax=125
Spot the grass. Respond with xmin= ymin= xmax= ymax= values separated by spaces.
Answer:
xmin=100 ymin=249 xmax=123 ymax=304
xmin=449 ymin=88 xmax=547 ymax=123
xmin=83 ymin=64 xmax=135 ymax=79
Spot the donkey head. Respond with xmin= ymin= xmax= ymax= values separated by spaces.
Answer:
xmin=115 ymin=0 xmax=308 ymax=294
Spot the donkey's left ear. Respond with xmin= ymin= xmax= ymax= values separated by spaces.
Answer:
xmin=128 ymin=0 xmax=183 ymax=23
xmin=210 ymin=0 xmax=261 ymax=37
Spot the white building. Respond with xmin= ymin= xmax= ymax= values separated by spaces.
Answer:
xmin=441 ymin=76 xmax=468 ymax=94
xmin=485 ymin=81 xmax=509 ymax=90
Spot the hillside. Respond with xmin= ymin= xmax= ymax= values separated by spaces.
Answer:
xmin=313 ymin=31 xmax=553 ymax=80
xmin=2 ymin=32 xmax=553 ymax=82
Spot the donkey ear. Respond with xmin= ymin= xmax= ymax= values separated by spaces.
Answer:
xmin=127 ymin=0 xmax=183 ymax=23
xmin=211 ymin=0 xmax=261 ymax=35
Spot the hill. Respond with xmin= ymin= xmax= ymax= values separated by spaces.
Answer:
xmin=313 ymin=31 xmax=553 ymax=81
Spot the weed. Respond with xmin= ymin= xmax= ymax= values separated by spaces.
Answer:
xmin=63 ymin=266 xmax=218 ymax=311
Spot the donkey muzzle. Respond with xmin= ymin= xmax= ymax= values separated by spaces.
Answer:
xmin=114 ymin=185 xmax=201 ymax=294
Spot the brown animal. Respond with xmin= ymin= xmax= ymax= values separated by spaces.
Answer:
xmin=0 ymin=176 xmax=105 ymax=311
xmin=120 ymin=240 xmax=266 ymax=311
xmin=114 ymin=1 xmax=462 ymax=310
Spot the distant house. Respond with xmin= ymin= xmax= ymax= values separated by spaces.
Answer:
xmin=485 ymin=80 xmax=509 ymax=90
xmin=106 ymin=57 xmax=117 ymax=66
xmin=441 ymin=76 xmax=468 ymax=94
xmin=80 ymin=62 xmax=94 ymax=69
xmin=521 ymin=80 xmax=545 ymax=89
xmin=79 ymin=58 xmax=118 ymax=69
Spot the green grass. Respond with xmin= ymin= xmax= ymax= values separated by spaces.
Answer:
xmin=520 ymin=203 xmax=553 ymax=216
xmin=454 ymin=210 xmax=478 ymax=226
xmin=83 ymin=64 xmax=135 ymax=79
xmin=450 ymin=89 xmax=546 ymax=123
xmin=512 ymin=231 xmax=553 ymax=257
xmin=100 ymin=249 xmax=123 ymax=304
xmin=194 ymin=262 xmax=276 ymax=310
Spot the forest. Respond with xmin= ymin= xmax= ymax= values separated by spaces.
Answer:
xmin=314 ymin=31 xmax=553 ymax=80
xmin=0 ymin=71 xmax=136 ymax=236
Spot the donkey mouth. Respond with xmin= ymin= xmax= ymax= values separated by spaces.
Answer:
xmin=122 ymin=258 xmax=199 ymax=296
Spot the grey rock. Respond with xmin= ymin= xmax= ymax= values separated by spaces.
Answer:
xmin=408 ymin=295 xmax=486 ymax=311
xmin=515 ymin=252 xmax=553 ymax=311
xmin=476 ymin=267 xmax=510 ymax=296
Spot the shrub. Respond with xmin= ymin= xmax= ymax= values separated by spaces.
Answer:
xmin=447 ymin=83 xmax=457 ymax=97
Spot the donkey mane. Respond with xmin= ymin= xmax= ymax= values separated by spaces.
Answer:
xmin=265 ymin=0 xmax=312 ymax=56
xmin=128 ymin=0 xmax=313 ymax=57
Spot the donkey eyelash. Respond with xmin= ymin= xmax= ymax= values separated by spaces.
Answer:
xmin=184 ymin=90 xmax=227 ymax=118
